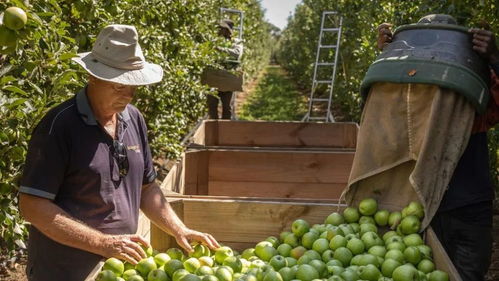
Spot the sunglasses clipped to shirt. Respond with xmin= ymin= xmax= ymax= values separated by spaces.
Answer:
xmin=110 ymin=139 xmax=129 ymax=185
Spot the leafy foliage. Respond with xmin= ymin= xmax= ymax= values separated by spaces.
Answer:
xmin=277 ymin=0 xmax=498 ymax=188
xmin=239 ymin=66 xmax=307 ymax=121
xmin=0 ymin=0 xmax=271 ymax=259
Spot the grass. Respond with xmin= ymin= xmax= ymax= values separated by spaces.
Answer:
xmin=239 ymin=66 xmax=307 ymax=121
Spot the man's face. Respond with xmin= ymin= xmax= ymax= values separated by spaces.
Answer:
xmin=218 ymin=27 xmax=232 ymax=39
xmin=90 ymin=76 xmax=137 ymax=113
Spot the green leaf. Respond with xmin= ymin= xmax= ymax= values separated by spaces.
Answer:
xmin=3 ymin=86 xmax=28 ymax=97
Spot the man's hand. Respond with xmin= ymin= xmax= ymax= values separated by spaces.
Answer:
xmin=377 ymin=23 xmax=393 ymax=50
xmin=174 ymin=228 xmax=220 ymax=253
xmin=98 ymin=234 xmax=150 ymax=265
xmin=469 ymin=28 xmax=499 ymax=64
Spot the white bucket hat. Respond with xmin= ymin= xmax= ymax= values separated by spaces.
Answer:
xmin=72 ymin=24 xmax=163 ymax=86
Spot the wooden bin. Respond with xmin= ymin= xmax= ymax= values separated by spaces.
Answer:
xmin=188 ymin=120 xmax=359 ymax=150
xmin=161 ymin=149 xmax=354 ymax=200
xmin=151 ymin=197 xmax=462 ymax=281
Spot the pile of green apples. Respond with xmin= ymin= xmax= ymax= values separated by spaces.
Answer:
xmin=96 ymin=198 xmax=450 ymax=281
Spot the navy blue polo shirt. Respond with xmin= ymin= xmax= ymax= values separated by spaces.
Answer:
xmin=19 ymin=87 xmax=156 ymax=280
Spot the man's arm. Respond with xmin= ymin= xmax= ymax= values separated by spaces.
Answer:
xmin=19 ymin=193 xmax=148 ymax=264
xmin=140 ymin=182 xmax=220 ymax=252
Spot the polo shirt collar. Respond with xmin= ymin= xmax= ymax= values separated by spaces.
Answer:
xmin=76 ymin=87 xmax=131 ymax=125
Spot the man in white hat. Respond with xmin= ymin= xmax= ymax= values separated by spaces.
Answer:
xmin=18 ymin=25 xmax=219 ymax=280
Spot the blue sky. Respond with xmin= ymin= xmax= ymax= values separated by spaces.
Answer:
xmin=260 ymin=0 xmax=302 ymax=30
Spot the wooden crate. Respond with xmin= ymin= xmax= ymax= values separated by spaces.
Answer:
xmin=151 ymin=197 xmax=462 ymax=281
xmin=188 ymin=120 xmax=358 ymax=150
xmin=161 ymin=149 xmax=354 ymax=199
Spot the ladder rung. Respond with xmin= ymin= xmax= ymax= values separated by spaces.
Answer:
xmin=311 ymin=98 xmax=329 ymax=102
xmin=320 ymin=45 xmax=337 ymax=48
xmin=315 ymin=80 xmax=333 ymax=84
xmin=308 ymin=117 xmax=328 ymax=120
xmin=323 ymin=28 xmax=340 ymax=32
xmin=323 ymin=11 xmax=338 ymax=15
xmin=316 ymin=62 xmax=335 ymax=66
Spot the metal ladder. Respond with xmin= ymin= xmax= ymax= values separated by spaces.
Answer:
xmin=303 ymin=11 xmax=343 ymax=122
xmin=220 ymin=7 xmax=244 ymax=120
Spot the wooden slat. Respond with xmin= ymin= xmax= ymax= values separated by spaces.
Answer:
xmin=208 ymin=181 xmax=346 ymax=199
xmin=426 ymin=227 xmax=462 ymax=281
xmin=191 ymin=121 xmax=207 ymax=146
xmin=208 ymin=150 xmax=354 ymax=184
xmin=197 ymin=120 xmax=358 ymax=148
xmin=151 ymin=199 xmax=184 ymax=252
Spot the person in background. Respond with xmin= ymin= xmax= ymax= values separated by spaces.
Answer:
xmin=377 ymin=20 xmax=499 ymax=281
xmin=207 ymin=19 xmax=244 ymax=119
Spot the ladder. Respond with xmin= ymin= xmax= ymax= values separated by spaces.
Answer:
xmin=220 ymin=7 xmax=244 ymax=120
xmin=303 ymin=11 xmax=343 ymax=122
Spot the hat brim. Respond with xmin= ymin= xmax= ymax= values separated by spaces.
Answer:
xmin=72 ymin=52 xmax=164 ymax=86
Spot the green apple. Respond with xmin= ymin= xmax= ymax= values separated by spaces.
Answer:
xmin=184 ymin=257 xmax=201 ymax=273
xmin=359 ymin=198 xmax=378 ymax=216
xmin=196 ymin=265 xmax=214 ymax=276
xmin=4 ymin=7 xmax=27 ymax=31
xmin=304 ymin=250 xmax=321 ymax=261
xmin=255 ymin=244 xmax=278 ymax=262
xmin=361 ymin=231 xmax=383 ymax=249
xmin=242 ymin=248 xmax=256 ymax=260
xmin=332 ymin=247 xmax=353 ymax=267
xmin=381 ymin=258 xmax=402 ymax=278
xmin=388 ymin=212 xmax=402 ymax=229
xmin=173 ymin=269 xmax=190 ymax=281
xmin=191 ymin=244 xmax=210 ymax=258
xmin=368 ymin=245 xmax=386 ymax=257
xmin=164 ymin=260 xmax=184 ymax=277
xmin=96 ymin=270 xmax=118 ymax=281
xmin=129 ymin=276 xmax=145 ymax=281
xmin=137 ymin=257 xmax=158 ymax=277
xmin=329 ymin=235 xmax=347 ymax=250
xmin=374 ymin=210 xmax=390 ymax=226
xmin=223 ymin=256 xmax=243 ymax=273
xmin=327 ymin=276 xmax=343 ymax=281
xmin=325 ymin=226 xmax=344 ymax=240
xmin=278 ymin=267 xmax=295 ymax=281
xmin=404 ymin=246 xmax=422 ymax=265
xmin=148 ymin=269 xmax=169 ymax=281
xmin=359 ymin=216 xmax=376 ymax=225
xmin=285 ymin=257 xmax=297 ymax=267
xmin=403 ymin=234 xmax=424 ymax=247
xmin=311 ymin=224 xmax=327 ymax=233
xmin=343 ymin=207 xmax=360 ymax=223
xmin=358 ymin=264 xmax=381 ymax=281
xmin=387 ymin=242 xmax=406 ymax=252
xmin=399 ymin=216 xmax=421 ymax=235
xmin=283 ymin=234 xmax=299 ymax=248
xmin=215 ymin=246 xmax=234 ymax=264
xmin=358 ymin=254 xmax=379 ymax=267
xmin=417 ymin=245 xmax=432 ymax=259
xmin=311 ymin=238 xmax=329 ymax=254
xmin=325 ymin=212 xmax=344 ymax=226
xmin=290 ymin=246 xmax=307 ymax=259
xmin=428 ymin=270 xmax=449 ymax=281
xmin=280 ymin=231 xmax=292 ymax=242
xmin=275 ymin=244 xmax=291 ymax=257
xmin=326 ymin=265 xmax=344 ymax=275
xmin=178 ymin=274 xmax=201 ymax=281
xmin=359 ymin=223 xmax=377 ymax=236
xmin=295 ymin=264 xmax=319 ymax=281
xmin=349 ymin=223 xmax=360 ymax=234
xmin=382 ymin=231 xmax=398 ymax=242
xmin=266 ymin=236 xmax=280 ymax=248
xmin=321 ymin=249 xmax=334 ymax=263
xmin=338 ymin=224 xmax=355 ymax=236
xmin=269 ymin=255 xmax=287 ymax=271
xmin=103 ymin=257 xmax=125 ymax=276
xmin=346 ymin=238 xmax=364 ymax=255
xmin=297 ymin=255 xmax=312 ymax=265
xmin=263 ymin=270 xmax=283 ymax=281
xmin=202 ymin=276 xmax=219 ymax=281
xmin=385 ymin=249 xmax=405 ymax=264
xmin=154 ymin=253 xmax=171 ymax=267
xmin=291 ymin=219 xmax=310 ymax=238
xmin=140 ymin=245 xmax=154 ymax=257
xmin=123 ymin=269 xmax=139 ymax=280
xmin=300 ymin=231 xmax=318 ymax=249
xmin=340 ymin=269 xmax=359 ymax=281
xmin=167 ymin=248 xmax=185 ymax=261
xmin=392 ymin=264 xmax=418 ymax=281
xmin=250 ymin=259 xmax=266 ymax=269
xmin=199 ymin=256 xmax=214 ymax=267
xmin=418 ymin=259 xmax=435 ymax=273
xmin=404 ymin=201 xmax=425 ymax=219
xmin=215 ymin=266 xmax=233 ymax=281
xmin=308 ymin=259 xmax=327 ymax=277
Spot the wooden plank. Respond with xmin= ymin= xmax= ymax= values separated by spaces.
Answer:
xmin=208 ymin=150 xmax=354 ymax=184
xmin=208 ymin=181 xmax=346 ymax=199
xmin=161 ymin=159 xmax=184 ymax=193
xmin=181 ymin=199 xmax=341 ymax=243
xmin=183 ymin=151 xmax=200 ymax=195
xmin=151 ymin=199 xmax=184 ymax=252
xmin=191 ymin=121 xmax=207 ymax=146
xmin=426 ymin=227 xmax=463 ymax=281
xmin=197 ymin=151 xmax=210 ymax=195
xmin=198 ymin=120 xmax=359 ymax=148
